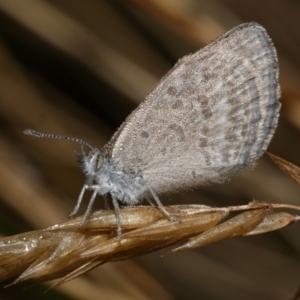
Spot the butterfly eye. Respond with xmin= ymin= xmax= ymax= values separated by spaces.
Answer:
xmin=96 ymin=153 xmax=105 ymax=171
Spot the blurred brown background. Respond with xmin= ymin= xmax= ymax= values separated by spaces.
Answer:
xmin=0 ymin=0 xmax=300 ymax=299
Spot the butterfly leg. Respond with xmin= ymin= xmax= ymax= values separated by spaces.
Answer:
xmin=111 ymin=195 xmax=122 ymax=238
xmin=103 ymin=194 xmax=110 ymax=210
xmin=80 ymin=189 xmax=99 ymax=224
xmin=68 ymin=184 xmax=88 ymax=218
xmin=147 ymin=185 xmax=181 ymax=222
xmin=146 ymin=196 xmax=155 ymax=207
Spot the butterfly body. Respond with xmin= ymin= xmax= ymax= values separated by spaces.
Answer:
xmin=78 ymin=149 xmax=146 ymax=205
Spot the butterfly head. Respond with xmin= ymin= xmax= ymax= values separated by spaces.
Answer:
xmin=77 ymin=148 xmax=108 ymax=187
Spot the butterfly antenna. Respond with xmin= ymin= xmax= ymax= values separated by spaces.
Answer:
xmin=23 ymin=129 xmax=94 ymax=150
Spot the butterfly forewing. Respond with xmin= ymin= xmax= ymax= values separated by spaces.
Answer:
xmin=110 ymin=22 xmax=280 ymax=194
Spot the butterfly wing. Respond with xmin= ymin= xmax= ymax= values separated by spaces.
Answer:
xmin=109 ymin=22 xmax=280 ymax=194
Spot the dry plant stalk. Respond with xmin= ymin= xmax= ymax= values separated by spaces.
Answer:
xmin=0 ymin=152 xmax=299 ymax=288
xmin=267 ymin=152 xmax=300 ymax=185
xmin=0 ymin=199 xmax=300 ymax=288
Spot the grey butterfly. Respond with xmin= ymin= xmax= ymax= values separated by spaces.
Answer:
xmin=24 ymin=22 xmax=281 ymax=237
